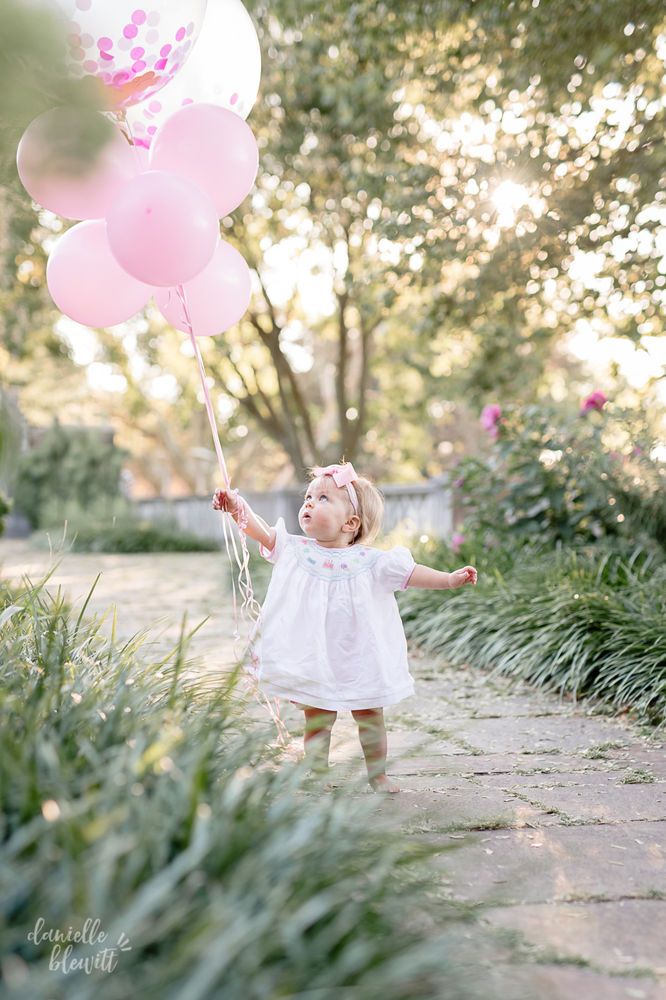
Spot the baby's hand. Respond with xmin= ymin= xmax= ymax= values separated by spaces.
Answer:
xmin=212 ymin=488 xmax=242 ymax=517
xmin=448 ymin=565 xmax=477 ymax=589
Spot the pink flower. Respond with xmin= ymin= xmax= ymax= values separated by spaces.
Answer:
xmin=453 ymin=477 xmax=465 ymax=489
xmin=480 ymin=404 xmax=502 ymax=439
xmin=580 ymin=390 xmax=608 ymax=413
xmin=632 ymin=445 xmax=644 ymax=457
xmin=451 ymin=532 xmax=465 ymax=553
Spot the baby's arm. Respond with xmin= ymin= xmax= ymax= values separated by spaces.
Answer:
xmin=212 ymin=489 xmax=275 ymax=551
xmin=405 ymin=564 xmax=477 ymax=589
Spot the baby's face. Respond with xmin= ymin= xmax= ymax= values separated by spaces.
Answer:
xmin=298 ymin=476 xmax=354 ymax=540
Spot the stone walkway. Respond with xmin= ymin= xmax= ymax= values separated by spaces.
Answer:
xmin=0 ymin=539 xmax=240 ymax=678
xmin=374 ymin=657 xmax=666 ymax=999
xmin=2 ymin=539 xmax=665 ymax=999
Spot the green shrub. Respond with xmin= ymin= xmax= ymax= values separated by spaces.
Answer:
xmin=30 ymin=498 xmax=219 ymax=553
xmin=13 ymin=420 xmax=127 ymax=530
xmin=0 ymin=577 xmax=476 ymax=999
xmin=66 ymin=516 xmax=219 ymax=553
xmin=66 ymin=514 xmax=218 ymax=554
xmin=0 ymin=388 xmax=21 ymax=536
xmin=456 ymin=400 xmax=666 ymax=550
xmin=0 ymin=491 xmax=10 ymax=538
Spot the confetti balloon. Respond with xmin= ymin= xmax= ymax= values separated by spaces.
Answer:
xmin=125 ymin=0 xmax=260 ymax=148
xmin=49 ymin=0 xmax=208 ymax=109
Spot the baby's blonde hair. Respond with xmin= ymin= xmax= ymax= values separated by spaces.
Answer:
xmin=306 ymin=461 xmax=384 ymax=546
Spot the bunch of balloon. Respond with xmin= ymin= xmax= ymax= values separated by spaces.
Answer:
xmin=17 ymin=91 xmax=258 ymax=472
xmin=14 ymin=0 xmax=284 ymax=729
xmin=17 ymin=108 xmax=257 ymax=335
xmin=15 ymin=0 xmax=262 ymax=335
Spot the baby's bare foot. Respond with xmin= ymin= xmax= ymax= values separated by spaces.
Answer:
xmin=369 ymin=774 xmax=400 ymax=794
xmin=302 ymin=768 xmax=338 ymax=794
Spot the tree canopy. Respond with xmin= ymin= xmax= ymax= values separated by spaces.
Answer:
xmin=1 ymin=0 xmax=664 ymax=490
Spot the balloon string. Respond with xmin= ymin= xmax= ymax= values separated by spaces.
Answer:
xmin=174 ymin=283 xmax=290 ymax=748
xmin=175 ymin=286 xmax=231 ymax=487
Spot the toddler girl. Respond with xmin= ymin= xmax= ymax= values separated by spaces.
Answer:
xmin=213 ymin=462 xmax=477 ymax=793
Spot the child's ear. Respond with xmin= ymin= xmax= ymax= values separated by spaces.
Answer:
xmin=345 ymin=515 xmax=361 ymax=533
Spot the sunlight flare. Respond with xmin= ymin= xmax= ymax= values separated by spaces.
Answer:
xmin=492 ymin=180 xmax=530 ymax=227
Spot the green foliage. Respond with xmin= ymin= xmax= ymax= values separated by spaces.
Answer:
xmin=0 ymin=0 xmax=104 ymax=179
xmin=66 ymin=514 xmax=218 ymax=554
xmin=401 ymin=0 xmax=666 ymax=405
xmin=400 ymin=539 xmax=666 ymax=725
xmin=0 ymin=577 xmax=474 ymax=999
xmin=0 ymin=388 xmax=22 ymax=536
xmin=25 ymin=496 xmax=219 ymax=553
xmin=455 ymin=401 xmax=666 ymax=549
xmin=0 ymin=388 xmax=22 ymax=491
xmin=0 ymin=491 xmax=10 ymax=537
xmin=13 ymin=420 xmax=127 ymax=529
xmin=603 ymin=458 xmax=666 ymax=550
xmin=399 ymin=399 xmax=666 ymax=724
xmin=249 ymin=0 xmax=666 ymax=417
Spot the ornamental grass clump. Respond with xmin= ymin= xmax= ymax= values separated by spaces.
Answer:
xmin=400 ymin=542 xmax=666 ymax=725
xmin=0 ymin=576 xmax=475 ymax=1000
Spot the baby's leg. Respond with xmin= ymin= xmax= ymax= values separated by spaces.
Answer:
xmin=302 ymin=706 xmax=337 ymax=773
xmin=351 ymin=708 xmax=400 ymax=793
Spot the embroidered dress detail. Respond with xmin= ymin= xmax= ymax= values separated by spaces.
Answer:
xmin=293 ymin=538 xmax=381 ymax=581
xmin=250 ymin=517 xmax=417 ymax=711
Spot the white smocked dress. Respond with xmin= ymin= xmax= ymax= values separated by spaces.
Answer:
xmin=247 ymin=517 xmax=417 ymax=711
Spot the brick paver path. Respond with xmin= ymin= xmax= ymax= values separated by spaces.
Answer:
xmin=2 ymin=539 xmax=664 ymax=999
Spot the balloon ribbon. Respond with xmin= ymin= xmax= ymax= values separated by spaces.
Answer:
xmin=175 ymin=283 xmax=289 ymax=747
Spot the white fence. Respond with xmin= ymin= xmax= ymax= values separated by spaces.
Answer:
xmin=134 ymin=476 xmax=454 ymax=544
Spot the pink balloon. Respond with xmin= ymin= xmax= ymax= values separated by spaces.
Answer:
xmin=47 ymin=220 xmax=152 ymax=327
xmin=16 ymin=108 xmax=139 ymax=220
xmin=106 ymin=170 xmax=219 ymax=286
xmin=149 ymin=104 xmax=259 ymax=217
xmin=154 ymin=240 xmax=251 ymax=336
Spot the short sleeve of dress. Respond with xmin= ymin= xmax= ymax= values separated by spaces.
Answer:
xmin=258 ymin=516 xmax=288 ymax=564
xmin=373 ymin=545 xmax=416 ymax=593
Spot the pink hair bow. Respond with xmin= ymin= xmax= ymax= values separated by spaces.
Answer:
xmin=312 ymin=462 xmax=359 ymax=513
